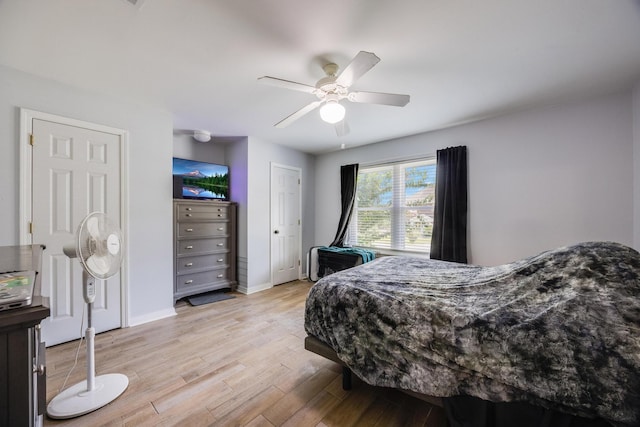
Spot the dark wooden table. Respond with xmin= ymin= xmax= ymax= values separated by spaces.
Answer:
xmin=0 ymin=245 xmax=49 ymax=427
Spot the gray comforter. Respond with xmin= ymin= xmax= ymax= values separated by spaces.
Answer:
xmin=304 ymin=242 xmax=640 ymax=426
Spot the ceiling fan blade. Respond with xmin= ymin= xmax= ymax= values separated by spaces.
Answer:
xmin=335 ymin=120 xmax=350 ymax=137
xmin=258 ymin=76 xmax=316 ymax=94
xmin=349 ymin=91 xmax=410 ymax=107
xmin=335 ymin=51 xmax=380 ymax=87
xmin=275 ymin=101 xmax=323 ymax=128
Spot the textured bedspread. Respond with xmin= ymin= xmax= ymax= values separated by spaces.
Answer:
xmin=304 ymin=242 xmax=640 ymax=426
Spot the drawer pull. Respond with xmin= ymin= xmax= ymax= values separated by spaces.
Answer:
xmin=217 ymin=243 xmax=224 ymax=247
xmin=217 ymin=258 xmax=224 ymax=262
xmin=186 ymin=207 xmax=192 ymax=211
xmin=185 ymin=228 xmax=193 ymax=232
xmin=217 ymin=214 xmax=222 ymax=217
xmin=185 ymin=280 xmax=193 ymax=284
xmin=185 ymin=245 xmax=193 ymax=249
xmin=217 ymin=273 xmax=224 ymax=278
xmin=185 ymin=262 xmax=193 ymax=267
xmin=218 ymin=227 xmax=224 ymax=231
xmin=185 ymin=213 xmax=192 ymax=217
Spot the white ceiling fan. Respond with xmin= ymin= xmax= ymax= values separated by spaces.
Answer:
xmin=258 ymin=51 xmax=410 ymax=136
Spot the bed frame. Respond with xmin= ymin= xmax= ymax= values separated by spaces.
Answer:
xmin=304 ymin=335 xmax=444 ymax=408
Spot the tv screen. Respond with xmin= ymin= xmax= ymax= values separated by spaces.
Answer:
xmin=172 ymin=157 xmax=229 ymax=200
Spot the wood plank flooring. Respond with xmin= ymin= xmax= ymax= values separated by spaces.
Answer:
xmin=43 ymin=280 xmax=447 ymax=427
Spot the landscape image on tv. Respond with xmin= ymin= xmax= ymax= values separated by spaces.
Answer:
xmin=172 ymin=157 xmax=229 ymax=200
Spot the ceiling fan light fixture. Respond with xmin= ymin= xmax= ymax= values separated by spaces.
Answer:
xmin=193 ymin=130 xmax=211 ymax=142
xmin=319 ymin=101 xmax=345 ymax=124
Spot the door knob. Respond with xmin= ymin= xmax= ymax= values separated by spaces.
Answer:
xmin=274 ymin=230 xmax=279 ymax=234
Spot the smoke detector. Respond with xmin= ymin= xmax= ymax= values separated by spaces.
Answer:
xmin=193 ymin=130 xmax=211 ymax=142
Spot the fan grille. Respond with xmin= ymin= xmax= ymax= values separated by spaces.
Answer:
xmin=77 ymin=212 xmax=123 ymax=280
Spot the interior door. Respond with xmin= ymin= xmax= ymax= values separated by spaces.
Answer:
xmin=31 ymin=118 xmax=123 ymax=346
xmin=270 ymin=164 xmax=301 ymax=285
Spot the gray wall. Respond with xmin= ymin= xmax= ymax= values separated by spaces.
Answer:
xmin=227 ymin=139 xmax=250 ymax=290
xmin=173 ymin=133 xmax=227 ymax=161
xmin=634 ymin=82 xmax=640 ymax=250
xmin=246 ymin=137 xmax=316 ymax=293
xmin=173 ymin=134 xmax=316 ymax=294
xmin=4 ymin=61 xmax=636 ymax=330
xmin=315 ymin=90 xmax=636 ymax=266
xmin=0 ymin=64 xmax=175 ymax=326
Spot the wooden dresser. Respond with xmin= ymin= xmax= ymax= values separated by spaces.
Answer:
xmin=0 ymin=245 xmax=49 ymax=427
xmin=173 ymin=200 xmax=237 ymax=303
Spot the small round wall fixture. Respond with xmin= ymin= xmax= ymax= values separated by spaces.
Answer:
xmin=193 ymin=130 xmax=211 ymax=142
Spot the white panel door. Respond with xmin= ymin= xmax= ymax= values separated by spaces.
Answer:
xmin=31 ymin=118 xmax=122 ymax=346
xmin=270 ymin=164 xmax=301 ymax=285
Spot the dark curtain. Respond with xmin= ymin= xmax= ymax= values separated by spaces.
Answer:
xmin=329 ymin=164 xmax=359 ymax=247
xmin=430 ymin=146 xmax=468 ymax=263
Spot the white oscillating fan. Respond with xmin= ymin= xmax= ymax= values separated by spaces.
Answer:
xmin=47 ymin=212 xmax=128 ymax=419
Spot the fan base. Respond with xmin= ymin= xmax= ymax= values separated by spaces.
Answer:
xmin=47 ymin=373 xmax=129 ymax=419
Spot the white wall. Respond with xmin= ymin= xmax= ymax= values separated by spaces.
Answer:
xmin=245 ymin=137 xmax=315 ymax=293
xmin=633 ymin=81 xmax=640 ymax=251
xmin=316 ymin=91 xmax=635 ymax=266
xmin=173 ymin=134 xmax=227 ymax=161
xmin=0 ymin=64 xmax=175 ymax=326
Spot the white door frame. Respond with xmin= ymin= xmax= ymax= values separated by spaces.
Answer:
xmin=270 ymin=162 xmax=302 ymax=285
xmin=19 ymin=108 xmax=130 ymax=328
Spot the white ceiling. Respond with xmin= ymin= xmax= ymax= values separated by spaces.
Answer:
xmin=1 ymin=0 xmax=639 ymax=154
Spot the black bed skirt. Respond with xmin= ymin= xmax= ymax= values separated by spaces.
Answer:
xmin=443 ymin=396 xmax=611 ymax=427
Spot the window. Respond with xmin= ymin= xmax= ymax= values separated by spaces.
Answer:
xmin=348 ymin=158 xmax=436 ymax=253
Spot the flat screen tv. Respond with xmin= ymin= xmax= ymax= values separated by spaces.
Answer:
xmin=172 ymin=157 xmax=229 ymax=200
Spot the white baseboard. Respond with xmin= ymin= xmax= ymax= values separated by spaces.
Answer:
xmin=236 ymin=281 xmax=273 ymax=295
xmin=128 ymin=307 xmax=177 ymax=327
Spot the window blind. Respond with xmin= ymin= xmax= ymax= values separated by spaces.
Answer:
xmin=348 ymin=158 xmax=436 ymax=253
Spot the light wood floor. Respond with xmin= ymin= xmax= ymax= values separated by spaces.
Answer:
xmin=44 ymin=280 xmax=447 ymax=427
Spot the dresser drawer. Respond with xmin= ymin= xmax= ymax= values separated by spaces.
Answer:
xmin=176 ymin=269 xmax=229 ymax=290
xmin=177 ymin=222 xmax=228 ymax=238
xmin=177 ymin=204 xmax=228 ymax=221
xmin=176 ymin=253 xmax=228 ymax=274
xmin=173 ymin=200 xmax=237 ymax=303
xmin=176 ymin=237 xmax=228 ymax=255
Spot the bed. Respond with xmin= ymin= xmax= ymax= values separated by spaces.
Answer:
xmin=303 ymin=241 xmax=640 ymax=426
